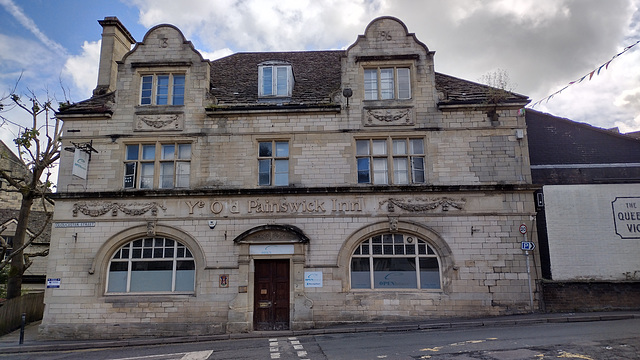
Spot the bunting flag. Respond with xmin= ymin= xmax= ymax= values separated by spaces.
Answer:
xmin=530 ymin=39 xmax=640 ymax=108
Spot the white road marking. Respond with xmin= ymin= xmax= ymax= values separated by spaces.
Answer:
xmin=181 ymin=351 xmax=213 ymax=360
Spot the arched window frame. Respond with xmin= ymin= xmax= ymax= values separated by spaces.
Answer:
xmin=350 ymin=233 xmax=441 ymax=290
xmin=106 ymin=236 xmax=195 ymax=294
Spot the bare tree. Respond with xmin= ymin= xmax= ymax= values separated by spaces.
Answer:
xmin=0 ymin=88 xmax=61 ymax=299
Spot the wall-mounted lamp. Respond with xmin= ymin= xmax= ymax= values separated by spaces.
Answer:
xmin=342 ymin=88 xmax=353 ymax=108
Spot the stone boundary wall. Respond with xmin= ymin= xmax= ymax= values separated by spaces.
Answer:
xmin=541 ymin=281 xmax=640 ymax=312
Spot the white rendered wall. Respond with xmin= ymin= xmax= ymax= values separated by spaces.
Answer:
xmin=544 ymin=184 xmax=640 ymax=281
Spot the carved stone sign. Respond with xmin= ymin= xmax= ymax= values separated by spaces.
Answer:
xmin=612 ymin=197 xmax=640 ymax=239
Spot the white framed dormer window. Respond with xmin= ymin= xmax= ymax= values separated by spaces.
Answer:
xmin=364 ymin=67 xmax=411 ymax=100
xmin=140 ymin=74 xmax=185 ymax=105
xmin=258 ymin=62 xmax=294 ymax=97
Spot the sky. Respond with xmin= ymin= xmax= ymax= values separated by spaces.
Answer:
xmin=1 ymin=0 xmax=640 ymax=157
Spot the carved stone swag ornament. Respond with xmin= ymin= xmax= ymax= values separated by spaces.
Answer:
xmin=380 ymin=197 xmax=466 ymax=212
xmin=72 ymin=202 xmax=167 ymax=217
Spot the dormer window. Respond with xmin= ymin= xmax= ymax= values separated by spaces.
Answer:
xmin=258 ymin=62 xmax=293 ymax=97
xmin=364 ymin=67 xmax=411 ymax=100
xmin=140 ymin=74 xmax=185 ymax=106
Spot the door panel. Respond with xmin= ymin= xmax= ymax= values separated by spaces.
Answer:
xmin=254 ymin=259 xmax=290 ymax=330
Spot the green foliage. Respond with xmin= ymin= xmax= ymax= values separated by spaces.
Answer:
xmin=13 ymin=128 xmax=40 ymax=150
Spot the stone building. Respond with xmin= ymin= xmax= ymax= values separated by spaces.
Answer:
xmin=41 ymin=16 xmax=537 ymax=339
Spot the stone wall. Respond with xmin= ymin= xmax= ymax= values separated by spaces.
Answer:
xmin=541 ymin=281 xmax=640 ymax=312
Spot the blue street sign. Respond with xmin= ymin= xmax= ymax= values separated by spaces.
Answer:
xmin=521 ymin=242 xmax=535 ymax=251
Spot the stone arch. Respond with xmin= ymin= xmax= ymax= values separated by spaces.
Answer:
xmin=90 ymin=224 xmax=206 ymax=291
xmin=233 ymin=224 xmax=310 ymax=244
xmin=337 ymin=220 xmax=456 ymax=292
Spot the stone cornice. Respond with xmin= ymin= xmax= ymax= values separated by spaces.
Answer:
xmin=51 ymin=184 xmax=540 ymax=200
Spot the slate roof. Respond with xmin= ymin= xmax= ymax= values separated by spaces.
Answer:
xmin=525 ymin=109 xmax=640 ymax=184
xmin=0 ymin=209 xmax=52 ymax=245
xmin=57 ymin=51 xmax=529 ymax=114
xmin=56 ymin=92 xmax=115 ymax=116
xmin=210 ymin=51 xmax=343 ymax=106
xmin=435 ymin=73 xmax=529 ymax=105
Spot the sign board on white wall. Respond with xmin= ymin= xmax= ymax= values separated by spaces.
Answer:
xmin=612 ymin=197 xmax=640 ymax=239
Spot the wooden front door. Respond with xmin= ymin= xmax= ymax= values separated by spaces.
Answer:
xmin=253 ymin=259 xmax=290 ymax=331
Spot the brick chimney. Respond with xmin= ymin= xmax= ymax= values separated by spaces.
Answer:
xmin=93 ymin=17 xmax=136 ymax=96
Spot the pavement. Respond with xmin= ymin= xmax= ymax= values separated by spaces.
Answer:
xmin=1 ymin=311 xmax=639 ymax=354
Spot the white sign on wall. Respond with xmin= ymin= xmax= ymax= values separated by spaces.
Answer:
xmin=612 ymin=197 xmax=640 ymax=239
xmin=304 ymin=271 xmax=323 ymax=287
xmin=249 ymin=244 xmax=294 ymax=255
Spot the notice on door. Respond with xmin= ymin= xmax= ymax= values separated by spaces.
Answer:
xmin=304 ymin=271 xmax=323 ymax=287
xmin=612 ymin=197 xmax=640 ymax=239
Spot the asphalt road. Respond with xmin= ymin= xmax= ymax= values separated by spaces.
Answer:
xmin=3 ymin=318 xmax=639 ymax=360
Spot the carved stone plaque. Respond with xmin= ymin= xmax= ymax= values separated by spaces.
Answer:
xmin=135 ymin=113 xmax=184 ymax=131
xmin=363 ymin=107 xmax=413 ymax=126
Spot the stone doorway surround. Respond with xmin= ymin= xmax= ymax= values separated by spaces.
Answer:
xmin=227 ymin=225 xmax=310 ymax=332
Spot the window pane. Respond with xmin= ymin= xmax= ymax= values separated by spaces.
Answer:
xmin=380 ymin=68 xmax=394 ymax=100
xmin=178 ymin=144 xmax=191 ymax=159
xmin=275 ymin=142 xmax=288 ymax=157
xmin=156 ymin=75 xmax=169 ymax=105
xmin=357 ymin=158 xmax=370 ymax=183
xmin=351 ymin=258 xmax=371 ymax=289
xmin=410 ymin=139 xmax=424 ymax=154
xmin=373 ymin=258 xmax=417 ymax=288
xmin=130 ymin=261 xmax=173 ymax=292
xmin=262 ymin=67 xmax=273 ymax=95
xmin=124 ymin=162 xmax=136 ymax=189
xmin=126 ymin=145 xmax=139 ymax=160
xmin=172 ymin=74 xmax=185 ymax=105
xmin=276 ymin=67 xmax=288 ymax=96
xmin=259 ymin=142 xmax=272 ymax=157
xmin=393 ymin=140 xmax=406 ymax=155
xmin=141 ymin=76 xmax=153 ymax=105
xmin=364 ymin=69 xmax=378 ymax=100
xmin=356 ymin=140 xmax=369 ymax=155
xmin=420 ymin=258 xmax=440 ymax=289
xmin=140 ymin=163 xmax=154 ymax=189
xmin=161 ymin=144 xmax=175 ymax=160
xmin=107 ymin=262 xmax=128 ymax=292
xmin=176 ymin=162 xmax=190 ymax=188
xmin=274 ymin=159 xmax=288 ymax=186
xmin=142 ymin=145 xmax=155 ymax=160
xmin=258 ymin=159 xmax=271 ymax=185
xmin=159 ymin=162 xmax=174 ymax=188
xmin=372 ymin=158 xmax=388 ymax=184
xmin=412 ymin=157 xmax=425 ymax=183
xmin=397 ymin=68 xmax=411 ymax=99
xmin=372 ymin=140 xmax=387 ymax=155
xmin=394 ymin=158 xmax=408 ymax=184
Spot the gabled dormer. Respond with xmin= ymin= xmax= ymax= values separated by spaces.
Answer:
xmin=343 ymin=16 xmax=437 ymax=127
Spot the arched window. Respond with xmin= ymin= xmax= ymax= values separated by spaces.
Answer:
xmin=106 ymin=237 xmax=195 ymax=293
xmin=350 ymin=233 xmax=440 ymax=289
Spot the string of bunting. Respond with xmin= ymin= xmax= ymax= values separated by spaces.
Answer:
xmin=529 ymin=39 xmax=640 ymax=108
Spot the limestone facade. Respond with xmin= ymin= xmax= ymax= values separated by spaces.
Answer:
xmin=41 ymin=17 xmax=538 ymax=339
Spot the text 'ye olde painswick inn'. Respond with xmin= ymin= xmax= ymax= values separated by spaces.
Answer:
xmin=41 ymin=16 xmax=537 ymax=339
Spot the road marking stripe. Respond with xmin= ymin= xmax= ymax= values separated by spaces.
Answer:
xmin=181 ymin=351 xmax=214 ymax=360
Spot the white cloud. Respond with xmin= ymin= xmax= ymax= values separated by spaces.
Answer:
xmin=62 ymin=40 xmax=101 ymax=100
xmin=0 ymin=0 xmax=67 ymax=55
